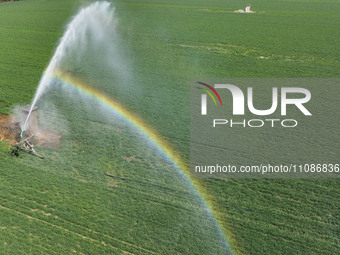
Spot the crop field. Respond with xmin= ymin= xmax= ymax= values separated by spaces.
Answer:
xmin=0 ymin=0 xmax=339 ymax=254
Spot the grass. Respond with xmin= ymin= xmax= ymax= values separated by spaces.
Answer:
xmin=0 ymin=0 xmax=339 ymax=254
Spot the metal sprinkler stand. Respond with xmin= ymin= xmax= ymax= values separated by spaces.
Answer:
xmin=11 ymin=105 xmax=44 ymax=159
xmin=12 ymin=134 xmax=44 ymax=159
xmin=5 ymin=104 xmax=61 ymax=159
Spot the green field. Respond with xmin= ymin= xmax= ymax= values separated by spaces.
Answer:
xmin=0 ymin=0 xmax=339 ymax=254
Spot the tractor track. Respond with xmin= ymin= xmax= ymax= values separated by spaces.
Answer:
xmin=0 ymin=199 xmax=157 ymax=254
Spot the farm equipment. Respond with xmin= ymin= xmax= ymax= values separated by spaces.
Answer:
xmin=1 ymin=105 xmax=61 ymax=159
xmin=11 ymin=134 xmax=44 ymax=159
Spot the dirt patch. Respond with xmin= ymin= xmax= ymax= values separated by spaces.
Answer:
xmin=179 ymin=43 xmax=318 ymax=63
xmin=0 ymin=114 xmax=20 ymax=144
xmin=107 ymin=179 xmax=119 ymax=188
xmin=32 ymin=127 xmax=62 ymax=148
xmin=0 ymin=114 xmax=12 ymax=122
xmin=0 ymin=114 xmax=61 ymax=148
xmin=123 ymin=155 xmax=142 ymax=162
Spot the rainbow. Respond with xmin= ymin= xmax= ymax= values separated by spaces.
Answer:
xmin=51 ymin=69 xmax=234 ymax=254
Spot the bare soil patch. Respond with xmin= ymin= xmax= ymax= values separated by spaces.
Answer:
xmin=0 ymin=114 xmax=61 ymax=148
xmin=0 ymin=114 xmax=20 ymax=144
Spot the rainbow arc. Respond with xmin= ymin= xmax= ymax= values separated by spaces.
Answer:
xmin=50 ymin=69 xmax=233 ymax=254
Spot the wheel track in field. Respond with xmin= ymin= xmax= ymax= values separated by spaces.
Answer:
xmin=0 ymin=202 xmax=132 ymax=254
xmin=3 ymin=185 xmax=215 ymax=233
xmin=0 ymin=199 xmax=158 ymax=254
xmin=2 ymin=190 xmax=211 ymax=236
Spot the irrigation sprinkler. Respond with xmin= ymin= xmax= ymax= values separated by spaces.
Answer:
xmin=6 ymin=104 xmax=60 ymax=159
xmin=11 ymin=134 xmax=44 ymax=159
xmin=7 ymin=104 xmax=44 ymax=158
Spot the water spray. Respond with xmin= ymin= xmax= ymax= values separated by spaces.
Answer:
xmin=21 ymin=1 xmax=113 ymax=136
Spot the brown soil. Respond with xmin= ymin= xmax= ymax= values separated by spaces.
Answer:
xmin=123 ymin=155 xmax=142 ymax=162
xmin=31 ymin=127 xmax=62 ymax=149
xmin=0 ymin=114 xmax=20 ymax=144
xmin=0 ymin=114 xmax=61 ymax=148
